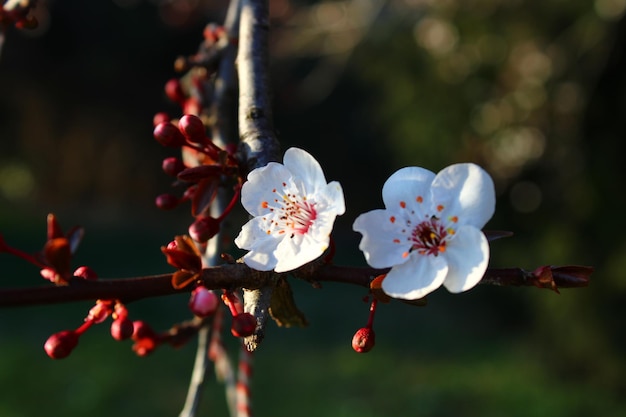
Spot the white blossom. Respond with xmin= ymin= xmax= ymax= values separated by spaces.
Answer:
xmin=235 ymin=148 xmax=345 ymax=273
xmin=353 ymin=164 xmax=495 ymax=299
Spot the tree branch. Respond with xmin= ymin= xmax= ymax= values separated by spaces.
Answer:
xmin=0 ymin=264 xmax=591 ymax=308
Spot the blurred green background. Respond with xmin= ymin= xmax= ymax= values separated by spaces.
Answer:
xmin=1 ymin=0 xmax=625 ymax=416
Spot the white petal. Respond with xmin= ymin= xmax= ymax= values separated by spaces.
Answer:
xmin=273 ymin=233 xmax=328 ymax=273
xmin=318 ymin=180 xmax=346 ymax=216
xmin=431 ymin=163 xmax=495 ymax=228
xmin=382 ymin=167 xmax=436 ymax=215
xmin=243 ymin=250 xmax=278 ymax=271
xmin=240 ymin=162 xmax=293 ymax=216
xmin=235 ymin=218 xmax=281 ymax=271
xmin=353 ymin=209 xmax=411 ymax=269
xmin=442 ymin=225 xmax=489 ymax=293
xmin=382 ymin=253 xmax=448 ymax=300
xmin=283 ymin=148 xmax=327 ymax=194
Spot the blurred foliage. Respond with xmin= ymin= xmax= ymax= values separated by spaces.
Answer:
xmin=1 ymin=0 xmax=626 ymax=416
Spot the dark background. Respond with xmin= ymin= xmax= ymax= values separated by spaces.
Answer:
xmin=1 ymin=0 xmax=625 ymax=416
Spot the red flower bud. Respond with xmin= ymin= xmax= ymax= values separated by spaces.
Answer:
xmin=231 ymin=313 xmax=257 ymax=338
xmin=162 ymin=157 xmax=186 ymax=177
xmin=111 ymin=317 xmax=135 ymax=341
xmin=189 ymin=217 xmax=221 ymax=243
xmin=73 ymin=265 xmax=98 ymax=280
xmin=165 ymin=78 xmax=185 ymax=104
xmin=156 ymin=194 xmax=180 ymax=210
xmin=154 ymin=122 xmax=187 ymax=147
xmin=44 ymin=330 xmax=79 ymax=359
xmin=178 ymin=115 xmax=206 ymax=143
xmin=189 ymin=287 xmax=219 ymax=317
xmin=352 ymin=327 xmax=376 ymax=353
xmin=153 ymin=112 xmax=170 ymax=126
xmin=132 ymin=320 xmax=157 ymax=340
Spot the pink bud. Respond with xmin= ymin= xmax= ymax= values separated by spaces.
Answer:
xmin=352 ymin=327 xmax=375 ymax=353
xmin=73 ymin=266 xmax=98 ymax=280
xmin=189 ymin=287 xmax=219 ymax=317
xmin=156 ymin=194 xmax=180 ymax=210
xmin=188 ymin=217 xmax=220 ymax=243
xmin=153 ymin=112 xmax=170 ymax=126
xmin=162 ymin=157 xmax=186 ymax=177
xmin=111 ymin=317 xmax=135 ymax=341
xmin=44 ymin=330 xmax=79 ymax=359
xmin=153 ymin=122 xmax=187 ymax=147
xmin=231 ymin=313 xmax=257 ymax=338
xmin=165 ymin=79 xmax=185 ymax=104
xmin=178 ymin=115 xmax=206 ymax=143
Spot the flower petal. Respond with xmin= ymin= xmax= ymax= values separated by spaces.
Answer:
xmin=273 ymin=232 xmax=328 ymax=273
xmin=234 ymin=217 xmax=280 ymax=271
xmin=442 ymin=225 xmax=489 ymax=293
xmin=382 ymin=167 xmax=435 ymax=215
xmin=240 ymin=162 xmax=293 ymax=216
xmin=283 ymin=148 xmax=327 ymax=194
xmin=431 ymin=163 xmax=495 ymax=228
xmin=353 ymin=209 xmax=410 ymax=268
xmin=382 ymin=253 xmax=448 ymax=299
xmin=318 ymin=180 xmax=346 ymax=216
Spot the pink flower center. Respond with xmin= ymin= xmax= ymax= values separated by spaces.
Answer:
xmin=410 ymin=217 xmax=448 ymax=256
xmin=262 ymin=189 xmax=317 ymax=237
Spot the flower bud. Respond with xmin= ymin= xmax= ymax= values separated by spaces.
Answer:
xmin=132 ymin=320 xmax=156 ymax=340
xmin=162 ymin=157 xmax=186 ymax=177
xmin=189 ymin=217 xmax=220 ymax=243
xmin=73 ymin=265 xmax=98 ymax=280
xmin=189 ymin=287 xmax=219 ymax=317
xmin=178 ymin=115 xmax=206 ymax=143
xmin=44 ymin=330 xmax=79 ymax=359
xmin=111 ymin=317 xmax=135 ymax=341
xmin=352 ymin=327 xmax=375 ymax=353
xmin=165 ymin=78 xmax=185 ymax=104
xmin=156 ymin=194 xmax=180 ymax=210
xmin=153 ymin=112 xmax=170 ymax=126
xmin=154 ymin=122 xmax=187 ymax=147
xmin=231 ymin=313 xmax=256 ymax=338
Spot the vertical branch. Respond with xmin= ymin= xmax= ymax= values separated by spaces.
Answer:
xmin=237 ymin=0 xmax=280 ymax=352
xmin=209 ymin=306 xmax=238 ymax=417
xmin=179 ymin=1 xmax=243 ymax=416
xmin=236 ymin=345 xmax=254 ymax=417
xmin=237 ymin=0 xmax=280 ymax=170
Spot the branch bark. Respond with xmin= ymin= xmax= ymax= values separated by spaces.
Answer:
xmin=0 ymin=264 xmax=591 ymax=308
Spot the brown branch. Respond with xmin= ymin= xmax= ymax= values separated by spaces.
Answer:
xmin=0 ymin=264 xmax=591 ymax=308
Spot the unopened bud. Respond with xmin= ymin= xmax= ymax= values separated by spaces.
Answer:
xmin=165 ymin=79 xmax=185 ymax=104
xmin=352 ymin=327 xmax=375 ymax=353
xmin=73 ymin=266 xmax=98 ymax=280
xmin=154 ymin=122 xmax=187 ymax=147
xmin=111 ymin=317 xmax=135 ymax=341
xmin=44 ymin=330 xmax=79 ymax=359
xmin=162 ymin=157 xmax=186 ymax=177
xmin=188 ymin=217 xmax=220 ymax=243
xmin=189 ymin=287 xmax=219 ymax=317
xmin=156 ymin=194 xmax=180 ymax=210
xmin=153 ymin=112 xmax=170 ymax=126
xmin=231 ymin=313 xmax=256 ymax=338
xmin=178 ymin=115 xmax=206 ymax=143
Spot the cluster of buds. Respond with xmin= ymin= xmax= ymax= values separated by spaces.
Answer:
xmin=0 ymin=0 xmax=38 ymax=30
xmin=153 ymin=114 xmax=241 ymax=245
xmin=44 ymin=299 xmax=134 ymax=359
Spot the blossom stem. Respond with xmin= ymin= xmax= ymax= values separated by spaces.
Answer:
xmin=366 ymin=298 xmax=378 ymax=329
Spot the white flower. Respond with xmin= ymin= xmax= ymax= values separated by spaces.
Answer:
xmin=353 ymin=163 xmax=495 ymax=300
xmin=235 ymin=148 xmax=345 ymax=273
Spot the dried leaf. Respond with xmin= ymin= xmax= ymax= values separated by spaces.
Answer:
xmin=269 ymin=278 xmax=308 ymax=328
